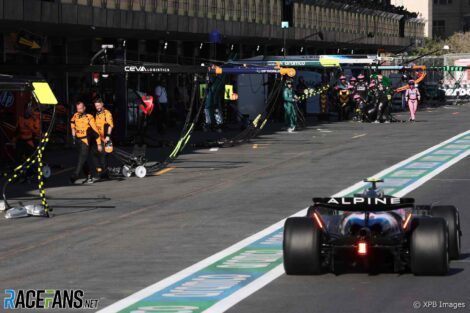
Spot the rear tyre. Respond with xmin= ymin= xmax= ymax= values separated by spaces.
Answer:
xmin=410 ymin=218 xmax=449 ymax=275
xmin=283 ymin=217 xmax=323 ymax=275
xmin=306 ymin=206 xmax=314 ymax=217
xmin=431 ymin=205 xmax=461 ymax=260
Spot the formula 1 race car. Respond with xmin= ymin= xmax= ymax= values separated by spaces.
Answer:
xmin=283 ymin=178 xmax=462 ymax=275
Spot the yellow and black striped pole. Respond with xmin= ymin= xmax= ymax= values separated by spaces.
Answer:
xmin=2 ymin=132 xmax=51 ymax=217
xmin=36 ymin=133 xmax=50 ymax=216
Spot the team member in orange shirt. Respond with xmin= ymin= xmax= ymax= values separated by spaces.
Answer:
xmin=15 ymin=105 xmax=40 ymax=162
xmin=93 ymin=98 xmax=114 ymax=178
xmin=70 ymin=101 xmax=102 ymax=184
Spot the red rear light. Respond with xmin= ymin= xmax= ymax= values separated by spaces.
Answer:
xmin=357 ymin=241 xmax=368 ymax=256
xmin=403 ymin=213 xmax=412 ymax=230
xmin=312 ymin=212 xmax=324 ymax=229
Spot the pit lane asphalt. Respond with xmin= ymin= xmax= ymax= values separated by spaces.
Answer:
xmin=1 ymin=105 xmax=469 ymax=313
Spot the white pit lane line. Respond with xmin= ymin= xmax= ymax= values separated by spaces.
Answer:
xmin=352 ymin=133 xmax=367 ymax=139
xmin=99 ymin=130 xmax=470 ymax=313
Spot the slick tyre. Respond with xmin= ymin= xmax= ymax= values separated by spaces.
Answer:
xmin=431 ymin=205 xmax=461 ymax=260
xmin=410 ymin=218 xmax=449 ymax=275
xmin=306 ymin=206 xmax=314 ymax=217
xmin=283 ymin=217 xmax=323 ymax=275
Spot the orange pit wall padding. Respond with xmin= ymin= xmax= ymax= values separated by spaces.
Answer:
xmin=395 ymin=66 xmax=427 ymax=93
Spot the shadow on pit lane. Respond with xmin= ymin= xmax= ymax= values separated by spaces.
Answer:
xmin=53 ymin=205 xmax=116 ymax=216
xmin=174 ymin=160 xmax=249 ymax=164
xmin=447 ymin=268 xmax=465 ymax=276
xmin=284 ymin=268 xmax=464 ymax=277
xmin=324 ymin=261 xmax=464 ymax=276
xmin=173 ymin=159 xmax=249 ymax=166
xmin=459 ymin=253 xmax=470 ymax=260
xmin=173 ymin=165 xmax=245 ymax=170
xmin=314 ymin=268 xmax=465 ymax=277
xmin=3 ymin=196 xmax=116 ymax=217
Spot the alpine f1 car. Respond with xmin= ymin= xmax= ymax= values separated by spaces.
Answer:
xmin=283 ymin=178 xmax=462 ymax=275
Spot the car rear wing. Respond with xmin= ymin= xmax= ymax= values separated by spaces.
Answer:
xmin=312 ymin=197 xmax=414 ymax=212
